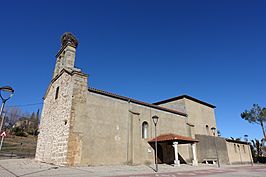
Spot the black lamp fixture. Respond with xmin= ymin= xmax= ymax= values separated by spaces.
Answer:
xmin=0 ymin=86 xmax=14 ymax=134
xmin=152 ymin=115 xmax=159 ymax=126
xmin=0 ymin=86 xmax=14 ymax=102
xmin=211 ymin=127 xmax=216 ymax=136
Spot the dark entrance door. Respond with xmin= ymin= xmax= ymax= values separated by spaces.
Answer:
xmin=156 ymin=142 xmax=187 ymax=165
xmin=157 ymin=144 xmax=163 ymax=164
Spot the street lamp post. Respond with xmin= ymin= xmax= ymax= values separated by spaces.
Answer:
xmin=0 ymin=86 xmax=14 ymax=133
xmin=152 ymin=115 xmax=159 ymax=172
xmin=211 ymin=127 xmax=220 ymax=167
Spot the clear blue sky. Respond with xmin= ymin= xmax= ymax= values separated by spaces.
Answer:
xmin=0 ymin=0 xmax=265 ymax=141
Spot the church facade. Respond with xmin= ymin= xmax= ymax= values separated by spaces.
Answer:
xmin=36 ymin=33 xmax=252 ymax=166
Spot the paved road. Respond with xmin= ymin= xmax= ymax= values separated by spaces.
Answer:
xmin=0 ymin=159 xmax=265 ymax=177
xmin=117 ymin=166 xmax=266 ymax=177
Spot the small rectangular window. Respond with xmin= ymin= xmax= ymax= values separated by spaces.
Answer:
xmin=243 ymin=145 xmax=246 ymax=153
xmin=55 ymin=86 xmax=59 ymax=99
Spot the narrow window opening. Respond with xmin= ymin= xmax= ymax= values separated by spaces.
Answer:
xmin=142 ymin=122 xmax=148 ymax=139
xmin=237 ymin=145 xmax=240 ymax=153
xmin=205 ymin=125 xmax=210 ymax=135
xmin=234 ymin=144 xmax=237 ymax=153
xmin=55 ymin=86 xmax=59 ymax=99
xmin=243 ymin=145 xmax=246 ymax=153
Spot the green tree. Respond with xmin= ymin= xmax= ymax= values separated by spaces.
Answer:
xmin=251 ymin=139 xmax=263 ymax=160
xmin=34 ymin=109 xmax=40 ymax=135
xmin=36 ymin=109 xmax=40 ymax=124
xmin=241 ymin=104 xmax=266 ymax=138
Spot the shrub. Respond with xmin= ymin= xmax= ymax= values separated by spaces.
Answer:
xmin=11 ymin=127 xmax=28 ymax=137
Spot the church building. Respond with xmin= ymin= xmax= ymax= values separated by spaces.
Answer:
xmin=36 ymin=33 xmax=252 ymax=166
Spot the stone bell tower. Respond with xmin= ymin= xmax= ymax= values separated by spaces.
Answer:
xmin=36 ymin=32 xmax=88 ymax=165
xmin=53 ymin=32 xmax=80 ymax=78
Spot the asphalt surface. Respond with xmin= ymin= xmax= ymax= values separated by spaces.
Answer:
xmin=0 ymin=159 xmax=265 ymax=177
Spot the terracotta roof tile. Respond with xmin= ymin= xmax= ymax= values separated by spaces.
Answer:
xmin=148 ymin=133 xmax=198 ymax=144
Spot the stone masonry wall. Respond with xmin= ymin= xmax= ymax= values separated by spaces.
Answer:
xmin=66 ymin=72 xmax=88 ymax=166
xmin=36 ymin=71 xmax=74 ymax=165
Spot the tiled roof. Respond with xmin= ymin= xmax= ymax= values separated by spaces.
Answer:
xmin=148 ymin=133 xmax=198 ymax=144
xmin=88 ymin=87 xmax=187 ymax=116
xmin=153 ymin=95 xmax=216 ymax=108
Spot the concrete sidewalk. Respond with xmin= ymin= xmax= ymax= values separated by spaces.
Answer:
xmin=0 ymin=159 xmax=265 ymax=177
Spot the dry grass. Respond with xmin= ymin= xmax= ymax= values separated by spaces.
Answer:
xmin=0 ymin=135 xmax=37 ymax=159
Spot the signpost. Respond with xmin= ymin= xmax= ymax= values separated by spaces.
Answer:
xmin=0 ymin=131 xmax=6 ymax=150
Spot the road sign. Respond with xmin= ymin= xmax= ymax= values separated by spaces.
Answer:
xmin=0 ymin=131 xmax=6 ymax=150
xmin=0 ymin=131 xmax=6 ymax=137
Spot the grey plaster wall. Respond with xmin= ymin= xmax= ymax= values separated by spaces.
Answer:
xmin=74 ymin=91 xmax=192 ymax=166
xmin=156 ymin=98 xmax=217 ymax=137
xmin=184 ymin=99 xmax=217 ymax=136
xmin=226 ymin=141 xmax=253 ymax=164
xmin=158 ymin=99 xmax=186 ymax=113
xmin=195 ymin=134 xmax=229 ymax=164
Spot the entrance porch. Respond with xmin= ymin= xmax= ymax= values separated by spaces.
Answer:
xmin=148 ymin=133 xmax=199 ymax=166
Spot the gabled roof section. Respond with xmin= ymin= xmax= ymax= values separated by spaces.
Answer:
xmin=153 ymin=95 xmax=216 ymax=108
xmin=88 ymin=87 xmax=187 ymax=117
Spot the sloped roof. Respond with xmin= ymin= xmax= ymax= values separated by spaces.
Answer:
xmin=148 ymin=133 xmax=198 ymax=144
xmin=153 ymin=95 xmax=216 ymax=108
xmin=88 ymin=87 xmax=187 ymax=116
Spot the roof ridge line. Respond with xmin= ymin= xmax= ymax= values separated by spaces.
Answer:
xmin=153 ymin=95 xmax=216 ymax=108
xmin=88 ymin=87 xmax=187 ymax=116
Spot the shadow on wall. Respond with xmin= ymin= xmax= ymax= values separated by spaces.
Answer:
xmin=149 ymin=142 xmax=187 ymax=165
xmin=195 ymin=134 xmax=230 ymax=164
